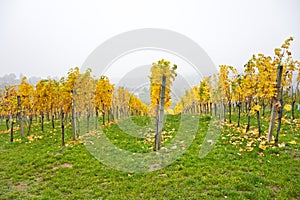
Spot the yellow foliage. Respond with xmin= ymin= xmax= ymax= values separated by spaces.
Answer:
xmin=259 ymin=144 xmax=267 ymax=151
xmin=1 ymin=85 xmax=18 ymax=115
xmin=289 ymin=140 xmax=297 ymax=145
xmin=283 ymin=104 xmax=291 ymax=111
xmin=250 ymin=105 xmax=261 ymax=115
xmin=149 ymin=59 xmax=177 ymax=115
xmin=74 ymin=69 xmax=95 ymax=115
xmin=18 ymin=76 xmax=34 ymax=115
xmin=94 ymin=76 xmax=114 ymax=113
xmin=129 ymin=93 xmax=149 ymax=115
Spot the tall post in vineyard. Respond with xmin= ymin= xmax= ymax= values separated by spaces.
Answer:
xmin=61 ymin=106 xmax=65 ymax=146
xmin=10 ymin=115 xmax=14 ymax=142
xmin=155 ymin=103 xmax=159 ymax=150
xmin=102 ymin=103 xmax=105 ymax=125
xmin=155 ymin=75 xmax=166 ymax=151
xmin=291 ymin=87 xmax=296 ymax=120
xmin=17 ymin=95 xmax=24 ymax=138
xmin=275 ymin=89 xmax=284 ymax=145
xmin=150 ymin=59 xmax=177 ymax=151
xmin=268 ymin=64 xmax=283 ymax=142
xmin=268 ymin=37 xmax=296 ymax=143
xmin=95 ymin=107 xmax=99 ymax=129
xmin=71 ymin=89 xmax=76 ymax=140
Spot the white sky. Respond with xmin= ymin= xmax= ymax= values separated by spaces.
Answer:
xmin=0 ymin=0 xmax=299 ymax=79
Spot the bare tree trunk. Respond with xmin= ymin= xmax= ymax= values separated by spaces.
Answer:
xmin=268 ymin=65 xmax=283 ymax=142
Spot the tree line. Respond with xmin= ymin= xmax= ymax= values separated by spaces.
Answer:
xmin=1 ymin=37 xmax=299 ymax=148
xmin=174 ymin=37 xmax=300 ymax=145
xmin=0 ymin=67 xmax=148 ymax=144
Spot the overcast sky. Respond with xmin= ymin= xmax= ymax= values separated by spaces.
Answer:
xmin=0 ymin=0 xmax=299 ymax=79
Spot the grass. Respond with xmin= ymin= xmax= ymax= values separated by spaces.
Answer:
xmin=0 ymin=112 xmax=299 ymax=199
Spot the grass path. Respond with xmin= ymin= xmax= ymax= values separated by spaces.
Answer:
xmin=0 ymin=114 xmax=299 ymax=199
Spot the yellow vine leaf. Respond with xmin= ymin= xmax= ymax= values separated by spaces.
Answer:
xmin=283 ymin=104 xmax=292 ymax=111
xmin=289 ymin=140 xmax=297 ymax=145
xmin=259 ymin=144 xmax=267 ymax=151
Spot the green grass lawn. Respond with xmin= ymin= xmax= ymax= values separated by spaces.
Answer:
xmin=0 ymin=113 xmax=299 ymax=199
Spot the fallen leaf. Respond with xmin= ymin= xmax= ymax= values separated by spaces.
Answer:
xmin=278 ymin=142 xmax=285 ymax=148
xmin=258 ymin=152 xmax=264 ymax=157
xmin=289 ymin=140 xmax=297 ymax=145
xmin=259 ymin=144 xmax=267 ymax=151
xmin=246 ymin=147 xmax=254 ymax=152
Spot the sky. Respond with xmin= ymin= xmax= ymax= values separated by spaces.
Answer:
xmin=0 ymin=0 xmax=299 ymax=79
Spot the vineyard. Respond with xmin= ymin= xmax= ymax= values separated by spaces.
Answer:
xmin=0 ymin=38 xmax=300 ymax=199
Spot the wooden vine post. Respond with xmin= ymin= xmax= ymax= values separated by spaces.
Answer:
xmin=17 ymin=95 xmax=24 ymax=138
xmin=61 ymin=106 xmax=65 ymax=146
xmin=155 ymin=75 xmax=166 ymax=151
